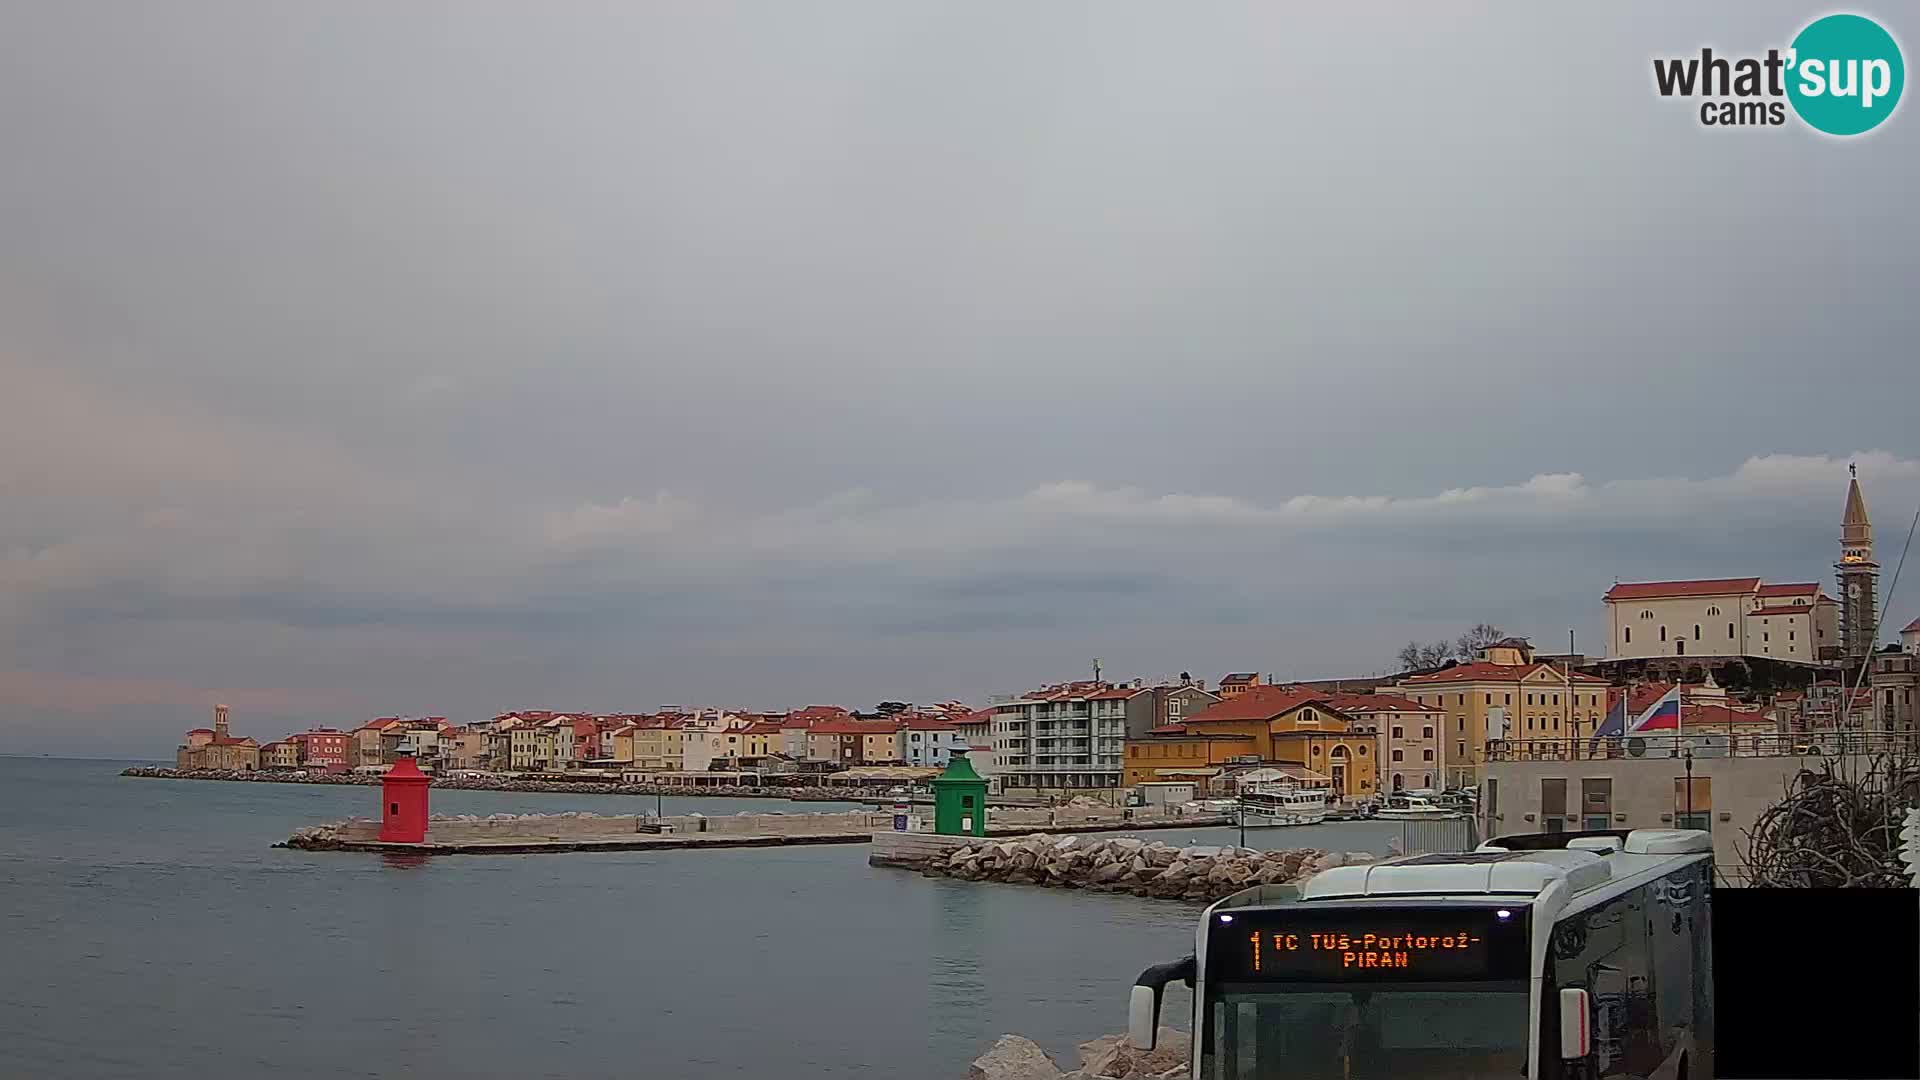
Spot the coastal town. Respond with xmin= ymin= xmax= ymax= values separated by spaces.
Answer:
xmin=157 ymin=470 xmax=1920 ymax=875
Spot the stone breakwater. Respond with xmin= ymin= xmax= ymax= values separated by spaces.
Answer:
xmin=121 ymin=766 xmax=878 ymax=802
xmin=282 ymin=808 xmax=896 ymax=850
xmin=916 ymin=834 xmax=1375 ymax=903
xmin=969 ymin=1030 xmax=1191 ymax=1080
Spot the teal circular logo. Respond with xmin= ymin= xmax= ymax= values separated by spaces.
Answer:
xmin=1787 ymin=14 xmax=1904 ymax=136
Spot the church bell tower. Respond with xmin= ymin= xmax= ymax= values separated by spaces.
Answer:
xmin=1836 ymin=464 xmax=1879 ymax=665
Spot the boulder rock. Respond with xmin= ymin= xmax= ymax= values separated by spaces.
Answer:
xmin=969 ymin=1035 xmax=1062 ymax=1080
xmin=1078 ymin=1028 xmax=1191 ymax=1078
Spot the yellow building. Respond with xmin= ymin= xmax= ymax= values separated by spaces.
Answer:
xmin=1123 ymin=686 xmax=1378 ymax=799
xmin=859 ymin=728 xmax=900 ymax=765
xmin=1392 ymin=640 xmax=1612 ymax=788
xmin=631 ymin=723 xmax=686 ymax=772
xmin=742 ymin=723 xmax=779 ymax=758
xmin=260 ymin=741 xmax=300 ymax=770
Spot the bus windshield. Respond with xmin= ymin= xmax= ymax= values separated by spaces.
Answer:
xmin=1202 ymin=982 xmax=1529 ymax=1080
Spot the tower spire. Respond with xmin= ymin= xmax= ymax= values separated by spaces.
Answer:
xmin=1837 ymin=468 xmax=1879 ymax=666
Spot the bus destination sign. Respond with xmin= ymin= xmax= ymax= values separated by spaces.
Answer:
xmin=1208 ymin=906 xmax=1530 ymax=983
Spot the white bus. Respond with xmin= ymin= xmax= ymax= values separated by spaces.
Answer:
xmin=1130 ymin=828 xmax=1715 ymax=1080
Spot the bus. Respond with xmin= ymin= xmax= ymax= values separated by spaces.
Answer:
xmin=1129 ymin=828 xmax=1715 ymax=1080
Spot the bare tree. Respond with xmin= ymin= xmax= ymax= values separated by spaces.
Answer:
xmin=1455 ymin=623 xmax=1508 ymax=659
xmin=1395 ymin=640 xmax=1456 ymax=672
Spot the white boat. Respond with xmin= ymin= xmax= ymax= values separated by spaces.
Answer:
xmin=1234 ymin=784 xmax=1329 ymax=827
xmin=1374 ymin=794 xmax=1462 ymax=820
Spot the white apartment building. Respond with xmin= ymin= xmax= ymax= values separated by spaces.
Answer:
xmin=1604 ymin=578 xmax=1837 ymax=663
xmin=989 ymin=682 xmax=1131 ymax=791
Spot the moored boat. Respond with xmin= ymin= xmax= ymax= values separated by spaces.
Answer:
xmin=1233 ymin=784 xmax=1329 ymax=827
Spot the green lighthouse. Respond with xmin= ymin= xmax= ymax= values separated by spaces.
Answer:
xmin=930 ymin=749 xmax=989 ymax=836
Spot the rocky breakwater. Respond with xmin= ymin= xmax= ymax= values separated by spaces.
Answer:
xmin=968 ymin=1030 xmax=1192 ymax=1080
xmin=920 ymin=834 xmax=1375 ymax=903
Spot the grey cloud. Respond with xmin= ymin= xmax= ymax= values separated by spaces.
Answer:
xmin=2 ymin=2 xmax=1917 ymax=756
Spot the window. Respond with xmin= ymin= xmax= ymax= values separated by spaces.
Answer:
xmin=1391 ymin=725 xmax=1403 ymax=738
xmin=1356 ymin=744 xmax=1367 ymax=756
xmin=1485 ymin=694 xmax=1493 ymax=705
xmin=1763 ymin=632 xmax=1769 ymax=643
xmin=1457 ymin=717 xmax=1464 ymax=732
xmin=1693 ymin=624 xmax=1701 ymax=640
xmin=1660 ymin=625 xmax=1667 ymax=642
xmin=1504 ymin=693 xmax=1511 ymax=705
xmin=1789 ymin=630 xmax=1795 ymax=641
xmin=1456 ymin=740 xmax=1466 ymax=759
xmin=1641 ymin=609 xmax=1655 ymax=620
xmin=1392 ymin=749 xmax=1404 ymax=762
xmin=1526 ymin=693 xmax=1534 ymax=706
xmin=1422 ymin=748 xmax=1434 ymax=761
xmin=1707 ymin=605 xmax=1721 ymax=616
xmin=1422 ymin=725 xmax=1433 ymax=739
xmin=1625 ymin=627 xmax=1632 ymax=643
xmin=1729 ymin=622 xmax=1736 ymax=638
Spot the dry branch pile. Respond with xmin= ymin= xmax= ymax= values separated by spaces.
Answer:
xmin=1740 ymin=754 xmax=1917 ymax=888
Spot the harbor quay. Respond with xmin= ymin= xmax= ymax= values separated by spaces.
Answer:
xmin=281 ymin=806 xmax=1232 ymax=855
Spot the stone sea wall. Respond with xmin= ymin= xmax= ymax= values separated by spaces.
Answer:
xmin=914 ymin=834 xmax=1375 ymax=903
xmin=122 ymin=766 xmax=885 ymax=801
xmin=969 ymin=1030 xmax=1192 ymax=1080
xmin=284 ymin=809 xmax=894 ymax=849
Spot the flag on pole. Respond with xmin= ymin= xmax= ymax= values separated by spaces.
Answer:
xmin=1627 ymin=686 xmax=1683 ymax=734
xmin=1590 ymin=691 xmax=1628 ymax=747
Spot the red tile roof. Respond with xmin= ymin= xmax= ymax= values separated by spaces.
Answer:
xmin=1181 ymin=685 xmax=1330 ymax=723
xmin=185 ymin=728 xmax=214 ymax=735
xmin=1904 ymin=617 xmax=1920 ymax=634
xmin=1088 ymin=687 xmax=1144 ymax=701
xmin=1321 ymin=692 xmax=1441 ymax=714
xmin=898 ymin=716 xmax=961 ymax=731
xmin=1147 ymin=723 xmax=1190 ymax=734
xmin=1756 ymin=582 xmax=1820 ymax=597
xmin=808 ymin=719 xmax=899 ymax=736
xmin=786 ymin=706 xmax=852 ymax=722
xmin=1219 ymin=672 xmax=1259 ymax=684
xmin=1008 ymin=681 xmax=1113 ymax=703
xmin=1404 ymin=661 xmax=1608 ymax=685
xmin=1604 ymin=578 xmax=1761 ymax=601
xmin=743 ymin=722 xmax=784 ymax=735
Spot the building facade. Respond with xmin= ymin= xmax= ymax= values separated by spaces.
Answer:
xmin=1323 ymin=693 xmax=1447 ymax=793
xmin=1217 ymin=673 xmax=1262 ymax=699
xmin=989 ymin=682 xmax=1130 ymax=791
xmin=1872 ymin=650 xmax=1920 ymax=731
xmin=1392 ymin=642 xmax=1612 ymax=788
xmin=1604 ymin=578 xmax=1837 ymax=663
xmin=291 ymin=729 xmax=351 ymax=769
xmin=898 ymin=717 xmax=967 ymax=767
xmin=1483 ymin=744 xmax=1900 ymax=883
xmin=1122 ymin=686 xmax=1378 ymax=799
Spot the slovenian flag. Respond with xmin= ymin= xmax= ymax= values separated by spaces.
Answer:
xmin=1627 ymin=686 xmax=1682 ymax=733
xmin=1590 ymin=692 xmax=1628 ymax=747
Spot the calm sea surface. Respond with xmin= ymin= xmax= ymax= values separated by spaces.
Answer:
xmin=0 ymin=757 xmax=1410 ymax=1079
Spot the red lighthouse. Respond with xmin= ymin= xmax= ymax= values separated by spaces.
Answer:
xmin=378 ymin=755 xmax=431 ymax=843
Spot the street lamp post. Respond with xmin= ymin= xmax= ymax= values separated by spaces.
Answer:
xmin=1683 ymin=746 xmax=1695 ymax=829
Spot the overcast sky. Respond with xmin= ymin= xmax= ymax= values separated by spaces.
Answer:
xmin=3 ymin=3 xmax=1917 ymax=756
